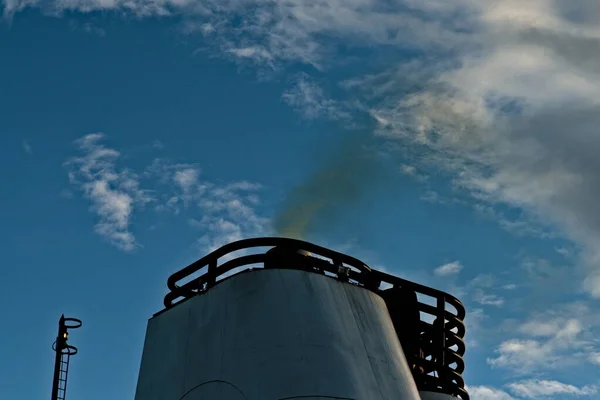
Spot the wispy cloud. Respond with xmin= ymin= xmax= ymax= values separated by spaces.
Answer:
xmin=2 ymin=0 xmax=474 ymax=76
xmin=69 ymin=20 xmax=106 ymax=37
xmin=349 ymin=2 xmax=600 ymax=299
xmin=399 ymin=164 xmax=417 ymax=176
xmin=487 ymin=302 xmax=600 ymax=373
xmin=473 ymin=290 xmax=505 ymax=307
xmin=195 ymin=184 xmax=270 ymax=252
xmin=228 ymin=46 xmax=273 ymax=63
xmin=399 ymin=163 xmax=429 ymax=182
xmin=434 ymin=261 xmax=463 ymax=276
xmin=473 ymin=204 xmax=554 ymax=239
xmin=466 ymin=386 xmax=515 ymax=400
xmin=282 ymin=74 xmax=351 ymax=121
xmin=507 ymin=379 xmax=597 ymax=399
xmin=467 ymin=380 xmax=598 ymax=399
xmin=464 ymin=307 xmax=486 ymax=348
xmin=65 ymin=133 xmax=152 ymax=251
xmin=146 ymin=158 xmax=269 ymax=252
xmin=65 ymin=143 xmax=269 ymax=252
xmin=588 ymin=352 xmax=600 ymax=365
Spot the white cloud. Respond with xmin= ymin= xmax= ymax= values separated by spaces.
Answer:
xmin=588 ymin=352 xmax=600 ymax=365
xmin=399 ymin=164 xmax=417 ymax=176
xmin=434 ymin=261 xmax=463 ymax=276
xmin=282 ymin=74 xmax=351 ymax=121
xmin=519 ymin=318 xmax=583 ymax=338
xmin=228 ymin=47 xmax=273 ymax=62
xmin=507 ymin=379 xmax=597 ymax=399
xmin=487 ymin=304 xmax=600 ymax=373
xmin=196 ymin=189 xmax=270 ymax=252
xmin=65 ymin=143 xmax=269 ymax=252
xmin=146 ymin=159 xmax=270 ymax=253
xmin=349 ymin=1 xmax=600 ymax=299
xmin=467 ymin=386 xmax=515 ymax=400
xmin=65 ymin=133 xmax=152 ymax=251
xmin=399 ymin=163 xmax=429 ymax=182
xmin=464 ymin=307 xmax=485 ymax=348
xmin=473 ymin=204 xmax=553 ymax=239
xmin=488 ymin=339 xmax=555 ymax=372
xmin=473 ymin=290 xmax=504 ymax=307
xmin=3 ymin=0 xmax=475 ymax=70
xmin=173 ymin=167 xmax=200 ymax=193
xmin=469 ymin=274 xmax=495 ymax=288
xmin=420 ymin=190 xmax=440 ymax=204
xmin=555 ymin=247 xmax=572 ymax=257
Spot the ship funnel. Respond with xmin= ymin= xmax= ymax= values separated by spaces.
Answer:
xmin=134 ymin=237 xmax=469 ymax=400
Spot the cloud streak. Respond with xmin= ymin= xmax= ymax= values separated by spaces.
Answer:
xmin=146 ymin=159 xmax=269 ymax=252
xmin=65 ymin=133 xmax=151 ymax=251
xmin=487 ymin=302 xmax=600 ymax=374
xmin=507 ymin=379 xmax=597 ymax=399
xmin=65 ymin=138 xmax=268 ymax=253
xmin=282 ymin=74 xmax=351 ymax=121
xmin=434 ymin=261 xmax=463 ymax=276
xmin=466 ymin=386 xmax=515 ymax=400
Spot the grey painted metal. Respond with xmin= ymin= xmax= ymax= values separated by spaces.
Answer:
xmin=134 ymin=268 xmax=422 ymax=400
xmin=419 ymin=392 xmax=461 ymax=400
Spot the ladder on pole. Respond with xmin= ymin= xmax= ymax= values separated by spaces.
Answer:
xmin=50 ymin=315 xmax=82 ymax=400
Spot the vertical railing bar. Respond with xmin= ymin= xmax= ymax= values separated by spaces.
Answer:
xmin=206 ymin=258 xmax=218 ymax=289
xmin=437 ymin=295 xmax=446 ymax=370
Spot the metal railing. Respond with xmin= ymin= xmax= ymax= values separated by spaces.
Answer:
xmin=162 ymin=237 xmax=469 ymax=400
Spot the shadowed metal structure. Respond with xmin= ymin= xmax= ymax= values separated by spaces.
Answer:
xmin=135 ymin=237 xmax=469 ymax=400
xmin=51 ymin=315 xmax=82 ymax=400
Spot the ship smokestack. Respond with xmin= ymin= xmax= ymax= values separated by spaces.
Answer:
xmin=134 ymin=238 xmax=469 ymax=400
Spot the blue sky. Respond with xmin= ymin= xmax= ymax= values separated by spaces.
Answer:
xmin=2 ymin=1 xmax=600 ymax=400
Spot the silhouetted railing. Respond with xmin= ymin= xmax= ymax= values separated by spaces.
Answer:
xmin=162 ymin=237 xmax=468 ymax=400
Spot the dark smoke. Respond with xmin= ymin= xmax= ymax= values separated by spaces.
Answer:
xmin=273 ymin=134 xmax=383 ymax=239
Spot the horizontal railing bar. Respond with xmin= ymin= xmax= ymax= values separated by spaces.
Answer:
xmin=167 ymin=238 xmax=372 ymax=291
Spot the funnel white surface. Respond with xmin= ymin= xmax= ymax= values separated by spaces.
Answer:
xmin=134 ymin=268 xmax=422 ymax=400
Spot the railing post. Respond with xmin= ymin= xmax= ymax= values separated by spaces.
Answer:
xmin=437 ymin=296 xmax=446 ymax=369
xmin=206 ymin=259 xmax=218 ymax=289
xmin=334 ymin=258 xmax=349 ymax=282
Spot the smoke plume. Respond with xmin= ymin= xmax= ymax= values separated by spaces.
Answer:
xmin=273 ymin=134 xmax=383 ymax=239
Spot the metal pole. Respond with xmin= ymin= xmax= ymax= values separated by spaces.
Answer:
xmin=50 ymin=315 xmax=82 ymax=400
xmin=51 ymin=315 xmax=67 ymax=400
